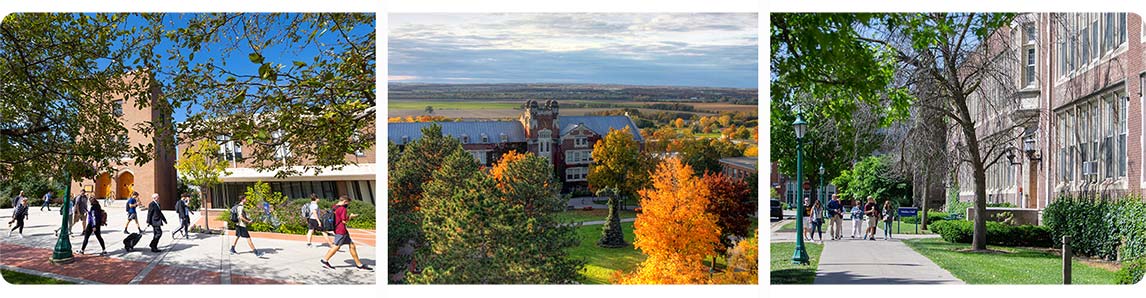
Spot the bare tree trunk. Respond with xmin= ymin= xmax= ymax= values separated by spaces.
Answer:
xmin=921 ymin=166 xmax=930 ymax=230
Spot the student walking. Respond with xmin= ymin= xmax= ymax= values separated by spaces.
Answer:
xmin=849 ymin=204 xmax=864 ymax=238
xmin=7 ymin=196 xmax=28 ymax=238
xmin=320 ymin=195 xmax=372 ymax=271
xmin=827 ymin=194 xmax=844 ymax=240
xmin=40 ymin=191 xmax=53 ymax=212
xmin=57 ymin=190 xmax=90 ymax=237
xmin=801 ymin=197 xmax=813 ymax=241
xmin=882 ymin=200 xmax=895 ymax=240
xmin=78 ymin=197 xmax=107 ymax=255
xmin=810 ymin=200 xmax=824 ymax=242
xmin=172 ymin=194 xmax=193 ymax=239
xmin=304 ymin=193 xmax=333 ymax=247
xmin=11 ymin=191 xmax=27 ymax=218
xmin=146 ymin=193 xmax=167 ymax=253
xmin=124 ymin=192 xmax=143 ymax=234
xmin=230 ymin=195 xmax=264 ymax=257
xmin=864 ymin=197 xmax=879 ymax=241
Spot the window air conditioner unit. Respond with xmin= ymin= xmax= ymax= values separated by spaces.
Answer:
xmin=1082 ymin=161 xmax=1099 ymax=176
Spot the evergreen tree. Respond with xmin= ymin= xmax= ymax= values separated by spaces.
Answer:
xmin=597 ymin=186 xmax=627 ymax=248
xmin=388 ymin=124 xmax=461 ymax=282
xmin=411 ymin=150 xmax=583 ymax=284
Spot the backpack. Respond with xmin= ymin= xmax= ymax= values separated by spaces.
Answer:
xmin=320 ymin=207 xmax=337 ymax=232
xmin=301 ymin=203 xmax=311 ymax=219
xmin=230 ymin=205 xmax=240 ymax=223
xmin=98 ymin=209 xmax=108 ymax=226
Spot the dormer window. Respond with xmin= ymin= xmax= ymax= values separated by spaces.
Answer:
xmin=401 ymin=136 xmax=409 ymax=144
xmin=481 ymin=133 xmax=489 ymax=143
xmin=500 ymin=133 xmax=508 ymax=143
xmin=461 ymin=134 xmax=470 ymax=144
xmin=575 ymin=136 xmax=589 ymax=147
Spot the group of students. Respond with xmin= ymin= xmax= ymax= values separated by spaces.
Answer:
xmin=6 ymin=189 xmax=372 ymax=271
xmin=803 ymin=194 xmax=897 ymax=241
xmin=229 ymin=193 xmax=372 ymax=271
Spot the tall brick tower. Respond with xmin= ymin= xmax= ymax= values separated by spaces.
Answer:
xmin=520 ymin=99 xmax=560 ymax=162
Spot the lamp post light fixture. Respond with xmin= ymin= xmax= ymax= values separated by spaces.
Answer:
xmin=791 ymin=114 xmax=810 ymax=265
xmin=818 ymin=163 xmax=825 ymax=211
xmin=1024 ymin=136 xmax=1042 ymax=161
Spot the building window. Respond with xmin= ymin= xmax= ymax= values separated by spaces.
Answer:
xmin=1024 ymin=47 xmax=1036 ymax=87
xmin=575 ymin=136 xmax=589 ymax=148
xmin=1119 ymin=91 xmax=1127 ymax=177
xmin=401 ymin=136 xmax=409 ymax=144
xmin=565 ymin=167 xmax=587 ymax=181
xmin=461 ymin=134 xmax=470 ymax=144
xmin=216 ymin=135 xmax=242 ymax=161
xmin=112 ymin=100 xmax=124 ymax=116
xmin=468 ymin=150 xmax=488 ymax=165
xmin=481 ymin=134 xmax=489 ymax=143
xmin=499 ymin=133 xmax=508 ymax=143
xmin=272 ymin=130 xmax=290 ymax=160
xmin=565 ymin=150 xmax=591 ymax=164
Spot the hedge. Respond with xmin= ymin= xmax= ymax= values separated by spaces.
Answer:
xmin=929 ymin=220 xmax=1052 ymax=248
xmin=1043 ymin=196 xmax=1146 ymax=261
xmin=216 ymin=198 xmax=376 ymax=235
xmin=1117 ymin=257 xmax=1145 ymax=284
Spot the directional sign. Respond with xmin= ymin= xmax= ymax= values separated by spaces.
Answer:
xmin=897 ymin=207 xmax=918 ymax=217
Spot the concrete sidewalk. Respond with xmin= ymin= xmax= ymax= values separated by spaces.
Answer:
xmin=0 ymin=202 xmax=375 ymax=284
xmin=812 ymin=224 xmax=962 ymax=284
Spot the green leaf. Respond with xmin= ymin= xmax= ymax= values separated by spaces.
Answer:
xmin=248 ymin=52 xmax=264 ymax=64
xmin=293 ymin=61 xmax=307 ymax=67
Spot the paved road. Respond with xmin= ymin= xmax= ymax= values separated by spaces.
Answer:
xmin=1 ymin=201 xmax=375 ymax=284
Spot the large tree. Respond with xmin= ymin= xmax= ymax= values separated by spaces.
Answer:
xmin=699 ymin=173 xmax=755 ymax=272
xmin=388 ymin=124 xmax=460 ymax=282
xmin=412 ymin=150 xmax=582 ymax=284
xmin=3 ymin=13 xmax=375 ymax=182
xmin=773 ymin=13 xmax=1019 ymax=250
xmin=587 ymin=127 xmax=651 ymax=205
xmin=1 ymin=13 xmax=161 ymax=182
xmin=619 ymin=157 xmax=720 ymax=284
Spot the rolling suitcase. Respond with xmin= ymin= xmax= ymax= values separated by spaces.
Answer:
xmin=123 ymin=233 xmax=142 ymax=251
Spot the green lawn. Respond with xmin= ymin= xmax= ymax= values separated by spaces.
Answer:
xmin=555 ymin=209 xmax=637 ymax=223
xmin=569 ymin=221 xmax=645 ymax=284
xmin=770 ymin=242 xmax=824 ymax=284
xmin=1 ymin=270 xmax=73 ymax=285
xmin=886 ymin=221 xmax=933 ymax=235
xmin=904 ymin=238 xmax=1121 ymax=284
xmin=389 ymin=101 xmax=521 ymax=110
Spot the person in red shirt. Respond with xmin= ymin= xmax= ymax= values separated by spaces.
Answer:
xmin=319 ymin=195 xmax=372 ymax=271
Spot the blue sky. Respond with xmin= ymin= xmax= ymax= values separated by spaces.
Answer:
xmin=388 ymin=13 xmax=758 ymax=88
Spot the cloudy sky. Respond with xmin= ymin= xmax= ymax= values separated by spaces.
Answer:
xmin=389 ymin=13 xmax=758 ymax=88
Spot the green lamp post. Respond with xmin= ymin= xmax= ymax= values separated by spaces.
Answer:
xmin=50 ymin=160 xmax=75 ymax=264
xmin=791 ymin=115 xmax=810 ymax=265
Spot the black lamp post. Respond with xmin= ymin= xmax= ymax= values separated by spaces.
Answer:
xmin=791 ymin=115 xmax=810 ymax=265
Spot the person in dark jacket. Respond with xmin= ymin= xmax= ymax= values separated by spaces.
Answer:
xmin=7 ymin=196 xmax=29 ymax=238
xmin=172 ymin=194 xmax=194 ymax=239
xmin=78 ymin=197 xmax=106 ymax=255
xmin=146 ymin=193 xmax=167 ymax=253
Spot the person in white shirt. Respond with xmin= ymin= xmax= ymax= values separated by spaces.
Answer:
xmin=304 ymin=193 xmax=333 ymax=247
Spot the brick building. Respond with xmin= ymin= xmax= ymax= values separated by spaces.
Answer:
xmin=719 ymin=157 xmax=758 ymax=182
xmin=389 ymin=100 xmax=643 ymax=191
xmin=70 ymin=74 xmax=179 ymax=209
xmin=953 ymin=13 xmax=1144 ymax=210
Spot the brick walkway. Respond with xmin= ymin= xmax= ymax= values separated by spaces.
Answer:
xmin=0 ymin=243 xmax=290 ymax=284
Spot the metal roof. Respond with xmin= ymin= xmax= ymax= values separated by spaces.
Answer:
xmin=558 ymin=115 xmax=643 ymax=142
xmin=388 ymin=121 xmax=527 ymax=144
xmin=719 ymin=156 xmax=758 ymax=170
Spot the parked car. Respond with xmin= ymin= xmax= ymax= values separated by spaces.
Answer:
xmin=771 ymin=199 xmax=783 ymax=220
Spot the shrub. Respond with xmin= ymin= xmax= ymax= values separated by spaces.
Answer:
xmin=902 ymin=211 xmax=949 ymax=225
xmin=930 ymin=220 xmax=1052 ymax=248
xmin=0 ymin=196 xmax=12 ymax=209
xmin=1043 ymin=196 xmax=1146 ymax=261
xmin=1117 ymin=257 xmax=1146 ymax=285
xmin=946 ymin=200 xmax=973 ymax=219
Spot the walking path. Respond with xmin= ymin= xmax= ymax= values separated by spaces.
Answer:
xmin=770 ymin=214 xmax=963 ymax=284
xmin=1 ymin=201 xmax=375 ymax=284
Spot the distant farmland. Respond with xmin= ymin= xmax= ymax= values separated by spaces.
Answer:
xmin=389 ymin=99 xmax=756 ymax=120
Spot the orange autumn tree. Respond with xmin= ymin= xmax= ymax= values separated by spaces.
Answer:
xmin=618 ymin=157 xmax=721 ymax=284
